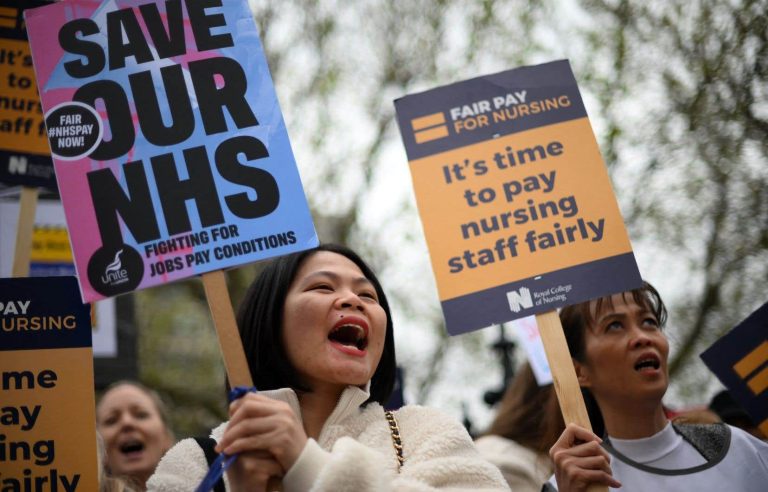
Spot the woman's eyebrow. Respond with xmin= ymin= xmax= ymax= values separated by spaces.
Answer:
xmin=302 ymin=271 xmax=340 ymax=282
xmin=301 ymin=271 xmax=372 ymax=287
xmin=594 ymin=311 xmax=625 ymax=325
xmin=594 ymin=305 xmax=654 ymax=325
xmin=352 ymin=276 xmax=374 ymax=287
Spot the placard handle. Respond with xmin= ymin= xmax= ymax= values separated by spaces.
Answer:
xmin=201 ymin=270 xmax=282 ymax=491
xmin=536 ymin=310 xmax=607 ymax=492
xmin=12 ymin=186 xmax=39 ymax=278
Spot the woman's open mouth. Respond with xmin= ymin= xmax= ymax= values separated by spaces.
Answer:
xmin=634 ymin=354 xmax=661 ymax=373
xmin=328 ymin=316 xmax=369 ymax=354
xmin=119 ymin=439 xmax=146 ymax=459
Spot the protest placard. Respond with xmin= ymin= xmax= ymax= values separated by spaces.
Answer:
xmin=395 ymin=60 xmax=641 ymax=336
xmin=0 ymin=0 xmax=56 ymax=191
xmin=0 ymin=276 xmax=97 ymax=491
xmin=0 ymin=199 xmax=121 ymax=359
xmin=24 ymin=0 xmax=318 ymax=303
xmin=396 ymin=62 xmax=641 ymax=490
xmin=0 ymin=0 xmax=55 ymax=277
xmin=701 ymin=301 xmax=768 ymax=436
xmin=1 ymin=1 xmax=55 ymax=275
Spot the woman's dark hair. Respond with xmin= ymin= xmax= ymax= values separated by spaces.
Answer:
xmin=236 ymin=243 xmax=396 ymax=406
xmin=558 ymin=281 xmax=668 ymax=436
xmin=485 ymin=362 xmax=564 ymax=454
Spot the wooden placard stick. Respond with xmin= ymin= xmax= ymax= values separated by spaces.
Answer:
xmin=12 ymin=187 xmax=39 ymax=278
xmin=202 ymin=269 xmax=252 ymax=388
xmin=202 ymin=269 xmax=283 ymax=491
xmin=537 ymin=310 xmax=607 ymax=492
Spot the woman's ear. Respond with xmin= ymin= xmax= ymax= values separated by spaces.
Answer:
xmin=574 ymin=359 xmax=591 ymax=388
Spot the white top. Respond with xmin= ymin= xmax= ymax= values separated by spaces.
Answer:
xmin=147 ymin=385 xmax=509 ymax=491
xmin=548 ymin=422 xmax=768 ymax=491
xmin=609 ymin=421 xmax=706 ymax=469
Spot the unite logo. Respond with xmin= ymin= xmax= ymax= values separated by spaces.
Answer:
xmin=101 ymin=249 xmax=128 ymax=286
xmin=507 ymin=286 xmax=533 ymax=313
xmin=88 ymin=243 xmax=143 ymax=296
xmin=411 ymin=112 xmax=449 ymax=143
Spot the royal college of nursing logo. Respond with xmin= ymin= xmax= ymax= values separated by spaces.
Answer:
xmin=507 ymin=286 xmax=533 ymax=313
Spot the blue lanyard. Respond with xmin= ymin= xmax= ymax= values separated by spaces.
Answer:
xmin=194 ymin=386 xmax=258 ymax=492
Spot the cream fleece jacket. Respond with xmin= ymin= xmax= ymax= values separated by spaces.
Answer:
xmin=147 ymin=385 xmax=509 ymax=491
xmin=475 ymin=435 xmax=552 ymax=492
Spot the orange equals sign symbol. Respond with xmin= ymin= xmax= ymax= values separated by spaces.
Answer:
xmin=0 ymin=7 xmax=21 ymax=29
xmin=411 ymin=112 xmax=449 ymax=144
xmin=733 ymin=340 xmax=768 ymax=396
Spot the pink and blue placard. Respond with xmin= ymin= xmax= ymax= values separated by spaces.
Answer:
xmin=24 ymin=0 xmax=318 ymax=302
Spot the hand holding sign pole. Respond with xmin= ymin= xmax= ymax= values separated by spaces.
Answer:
xmin=538 ymin=309 xmax=604 ymax=492
xmin=25 ymin=2 xmax=316 ymax=489
xmin=395 ymin=60 xmax=643 ymax=492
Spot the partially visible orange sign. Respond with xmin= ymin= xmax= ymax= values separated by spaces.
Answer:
xmin=0 ymin=276 xmax=98 ymax=490
xmin=0 ymin=0 xmax=56 ymax=189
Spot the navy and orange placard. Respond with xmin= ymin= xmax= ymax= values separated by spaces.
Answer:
xmin=701 ymin=302 xmax=768 ymax=436
xmin=394 ymin=60 xmax=641 ymax=335
xmin=0 ymin=276 xmax=98 ymax=491
xmin=0 ymin=0 xmax=56 ymax=190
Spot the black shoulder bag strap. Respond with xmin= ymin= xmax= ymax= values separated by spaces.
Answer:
xmin=194 ymin=437 xmax=226 ymax=492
